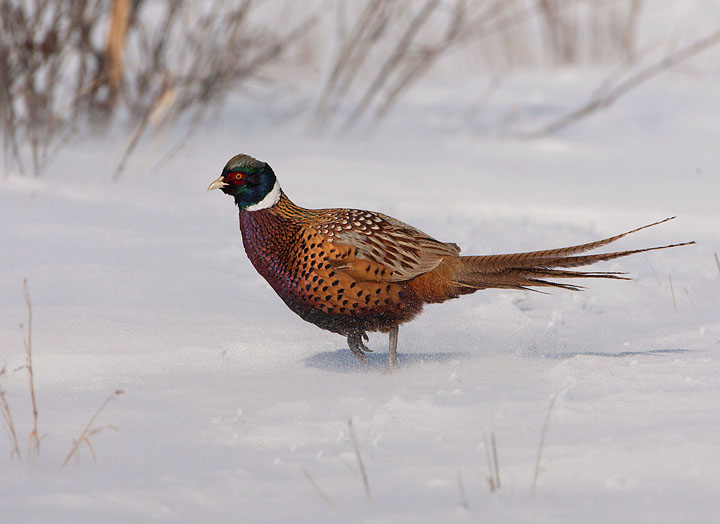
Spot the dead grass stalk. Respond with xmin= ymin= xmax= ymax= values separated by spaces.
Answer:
xmin=457 ymin=469 xmax=469 ymax=509
xmin=61 ymin=389 xmax=123 ymax=468
xmin=20 ymin=278 xmax=41 ymax=461
xmin=300 ymin=466 xmax=336 ymax=509
xmin=348 ymin=418 xmax=371 ymax=500
xmin=0 ymin=367 xmax=21 ymax=462
xmin=484 ymin=431 xmax=501 ymax=492
xmin=532 ymin=393 xmax=557 ymax=496
xmin=669 ymin=275 xmax=677 ymax=313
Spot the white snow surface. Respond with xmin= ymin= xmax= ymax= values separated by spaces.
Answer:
xmin=1 ymin=71 xmax=719 ymax=523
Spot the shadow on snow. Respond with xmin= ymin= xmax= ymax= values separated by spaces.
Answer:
xmin=302 ymin=349 xmax=470 ymax=372
xmin=537 ymin=348 xmax=696 ymax=359
xmin=303 ymin=347 xmax=697 ymax=372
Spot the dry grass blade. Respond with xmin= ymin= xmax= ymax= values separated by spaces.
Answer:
xmin=348 ymin=418 xmax=371 ymax=500
xmin=532 ymin=393 xmax=557 ymax=496
xmin=683 ymin=287 xmax=698 ymax=313
xmin=484 ymin=431 xmax=501 ymax=492
xmin=0 ymin=367 xmax=21 ymax=462
xmin=645 ymin=256 xmax=661 ymax=286
xmin=457 ymin=469 xmax=469 ymax=509
xmin=669 ymin=275 xmax=677 ymax=313
xmin=492 ymin=433 xmax=500 ymax=489
xmin=714 ymin=252 xmax=720 ymax=277
xmin=300 ymin=466 xmax=336 ymax=509
xmin=61 ymin=389 xmax=123 ymax=468
xmin=20 ymin=278 xmax=40 ymax=461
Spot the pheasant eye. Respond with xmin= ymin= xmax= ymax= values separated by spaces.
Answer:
xmin=227 ymin=172 xmax=245 ymax=185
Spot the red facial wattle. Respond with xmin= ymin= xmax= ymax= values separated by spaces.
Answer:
xmin=227 ymin=171 xmax=246 ymax=186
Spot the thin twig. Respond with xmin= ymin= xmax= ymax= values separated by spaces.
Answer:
xmin=300 ymin=466 xmax=336 ymax=509
xmin=348 ymin=418 xmax=371 ymax=500
xmin=61 ymin=389 xmax=123 ymax=468
xmin=532 ymin=393 xmax=557 ymax=497
xmin=714 ymin=252 xmax=720 ymax=277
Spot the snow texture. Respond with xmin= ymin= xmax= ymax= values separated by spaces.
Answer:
xmin=1 ymin=70 xmax=719 ymax=523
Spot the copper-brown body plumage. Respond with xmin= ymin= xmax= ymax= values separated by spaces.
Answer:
xmin=209 ymin=154 xmax=694 ymax=368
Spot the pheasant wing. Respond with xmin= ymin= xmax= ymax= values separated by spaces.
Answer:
xmin=310 ymin=209 xmax=460 ymax=282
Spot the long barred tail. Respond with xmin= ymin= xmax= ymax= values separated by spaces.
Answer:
xmin=454 ymin=217 xmax=694 ymax=292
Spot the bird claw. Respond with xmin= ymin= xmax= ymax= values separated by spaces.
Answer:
xmin=347 ymin=332 xmax=372 ymax=361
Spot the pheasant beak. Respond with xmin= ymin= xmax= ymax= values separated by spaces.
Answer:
xmin=207 ymin=175 xmax=228 ymax=192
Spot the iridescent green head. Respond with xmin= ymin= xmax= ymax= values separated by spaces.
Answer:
xmin=208 ymin=154 xmax=280 ymax=210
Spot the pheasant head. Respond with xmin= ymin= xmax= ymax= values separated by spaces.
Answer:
xmin=208 ymin=154 xmax=280 ymax=210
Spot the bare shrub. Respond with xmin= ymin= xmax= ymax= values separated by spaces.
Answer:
xmin=3 ymin=1 xmax=711 ymax=165
xmin=1 ymin=0 xmax=319 ymax=177
xmin=524 ymin=28 xmax=720 ymax=136
xmin=313 ymin=0 xmax=648 ymax=131
xmin=0 ymin=1 xmax=105 ymax=175
xmin=314 ymin=0 xmax=474 ymax=131
xmin=536 ymin=0 xmax=642 ymax=65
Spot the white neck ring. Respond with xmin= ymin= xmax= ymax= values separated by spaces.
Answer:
xmin=245 ymin=180 xmax=281 ymax=211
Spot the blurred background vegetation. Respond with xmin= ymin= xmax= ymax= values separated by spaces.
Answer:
xmin=1 ymin=0 xmax=718 ymax=177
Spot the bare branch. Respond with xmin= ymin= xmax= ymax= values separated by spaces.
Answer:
xmin=524 ymin=29 xmax=720 ymax=137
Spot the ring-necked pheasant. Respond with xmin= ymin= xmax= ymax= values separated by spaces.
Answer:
xmin=208 ymin=154 xmax=693 ymax=370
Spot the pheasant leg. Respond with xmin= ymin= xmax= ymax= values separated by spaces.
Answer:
xmin=387 ymin=326 xmax=399 ymax=372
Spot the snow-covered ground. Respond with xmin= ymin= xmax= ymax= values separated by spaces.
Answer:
xmin=1 ymin=67 xmax=719 ymax=523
